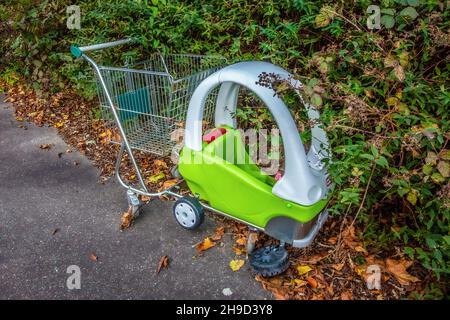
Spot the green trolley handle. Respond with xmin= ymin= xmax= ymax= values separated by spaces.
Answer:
xmin=70 ymin=38 xmax=133 ymax=58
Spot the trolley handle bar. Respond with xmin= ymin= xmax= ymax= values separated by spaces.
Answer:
xmin=70 ymin=38 xmax=133 ymax=58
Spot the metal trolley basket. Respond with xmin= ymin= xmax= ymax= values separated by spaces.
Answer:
xmin=71 ymin=39 xmax=226 ymax=213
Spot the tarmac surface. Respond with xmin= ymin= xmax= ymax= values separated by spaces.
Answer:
xmin=0 ymin=94 xmax=270 ymax=299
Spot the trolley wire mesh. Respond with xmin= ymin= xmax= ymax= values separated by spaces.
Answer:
xmin=95 ymin=53 xmax=226 ymax=155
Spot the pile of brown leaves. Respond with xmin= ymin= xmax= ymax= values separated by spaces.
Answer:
xmin=6 ymin=85 xmax=177 ymax=188
xmin=213 ymin=217 xmax=427 ymax=300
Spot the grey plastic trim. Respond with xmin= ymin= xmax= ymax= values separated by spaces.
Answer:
xmin=292 ymin=210 xmax=328 ymax=248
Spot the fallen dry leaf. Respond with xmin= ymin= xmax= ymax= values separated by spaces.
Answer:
xmin=210 ymin=227 xmax=225 ymax=241
xmin=293 ymin=279 xmax=308 ymax=287
xmin=147 ymin=172 xmax=165 ymax=184
xmin=311 ymin=293 xmax=325 ymax=300
xmin=195 ymin=237 xmax=216 ymax=253
xmin=296 ymin=265 xmax=313 ymax=276
xmin=327 ymin=236 xmax=337 ymax=244
xmin=386 ymin=258 xmax=420 ymax=286
xmin=156 ymin=255 xmax=170 ymax=274
xmin=140 ymin=195 xmax=151 ymax=202
xmin=39 ymin=144 xmax=52 ymax=150
xmin=170 ymin=128 xmax=184 ymax=143
xmin=354 ymin=245 xmax=368 ymax=254
xmin=120 ymin=208 xmax=133 ymax=231
xmin=154 ymin=159 xmax=168 ymax=169
xmin=306 ymin=276 xmax=318 ymax=289
xmin=340 ymin=291 xmax=352 ymax=300
xmin=232 ymin=245 xmax=245 ymax=256
xmin=54 ymin=121 xmax=64 ymax=128
xmin=272 ymin=288 xmax=288 ymax=300
xmin=161 ymin=179 xmax=178 ymax=190
xmin=235 ymin=236 xmax=246 ymax=246
xmin=354 ymin=265 xmax=366 ymax=276
xmin=90 ymin=253 xmax=98 ymax=262
xmin=331 ymin=263 xmax=345 ymax=271
xmin=229 ymin=259 xmax=245 ymax=272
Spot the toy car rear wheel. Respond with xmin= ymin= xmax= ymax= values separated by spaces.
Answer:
xmin=173 ymin=197 xmax=204 ymax=230
xmin=249 ymin=245 xmax=290 ymax=277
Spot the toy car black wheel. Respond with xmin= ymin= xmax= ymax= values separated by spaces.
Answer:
xmin=173 ymin=197 xmax=204 ymax=230
xmin=249 ymin=245 xmax=290 ymax=277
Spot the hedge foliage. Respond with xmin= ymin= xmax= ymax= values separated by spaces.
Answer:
xmin=1 ymin=0 xmax=448 ymax=293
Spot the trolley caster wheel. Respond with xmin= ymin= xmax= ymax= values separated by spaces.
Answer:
xmin=246 ymin=231 xmax=258 ymax=255
xmin=173 ymin=196 xmax=204 ymax=230
xmin=171 ymin=165 xmax=182 ymax=179
xmin=249 ymin=245 xmax=290 ymax=277
xmin=126 ymin=190 xmax=141 ymax=217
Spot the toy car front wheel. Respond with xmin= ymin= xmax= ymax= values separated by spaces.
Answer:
xmin=173 ymin=197 xmax=204 ymax=230
xmin=249 ymin=245 xmax=290 ymax=277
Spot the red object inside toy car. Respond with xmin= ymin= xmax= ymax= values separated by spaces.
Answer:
xmin=203 ymin=128 xmax=227 ymax=143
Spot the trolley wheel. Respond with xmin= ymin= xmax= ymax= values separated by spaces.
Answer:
xmin=126 ymin=190 xmax=141 ymax=217
xmin=171 ymin=165 xmax=182 ymax=179
xmin=246 ymin=231 xmax=258 ymax=255
xmin=173 ymin=197 xmax=204 ymax=230
xmin=249 ymin=245 xmax=290 ymax=277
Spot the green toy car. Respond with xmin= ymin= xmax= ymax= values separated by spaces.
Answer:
xmin=175 ymin=61 xmax=332 ymax=276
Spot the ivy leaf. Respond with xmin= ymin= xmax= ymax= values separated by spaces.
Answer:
xmin=381 ymin=15 xmax=395 ymax=29
xmin=399 ymin=7 xmax=419 ymax=20
xmin=381 ymin=8 xmax=395 ymax=16
xmin=407 ymin=0 xmax=420 ymax=6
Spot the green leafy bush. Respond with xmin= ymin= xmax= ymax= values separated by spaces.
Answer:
xmin=1 ymin=0 xmax=448 ymax=294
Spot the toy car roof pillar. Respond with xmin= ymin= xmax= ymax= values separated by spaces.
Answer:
xmin=184 ymin=61 xmax=331 ymax=206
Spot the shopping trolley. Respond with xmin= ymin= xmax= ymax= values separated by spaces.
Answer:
xmin=70 ymin=39 xmax=226 ymax=213
xmin=71 ymin=39 xmax=332 ymax=276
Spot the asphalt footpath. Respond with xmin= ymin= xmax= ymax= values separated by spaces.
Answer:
xmin=0 ymin=94 xmax=270 ymax=300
